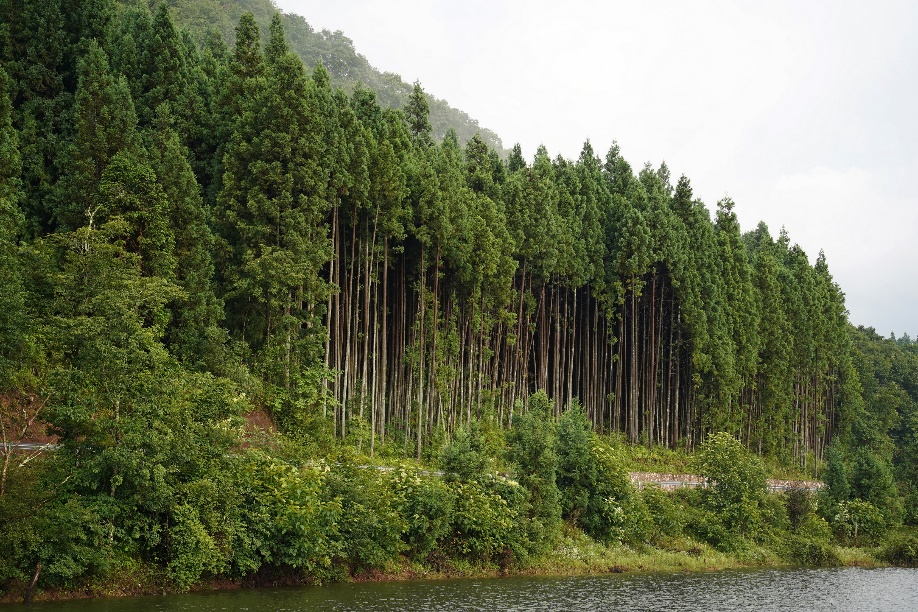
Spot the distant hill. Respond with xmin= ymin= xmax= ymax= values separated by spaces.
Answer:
xmin=145 ymin=0 xmax=506 ymax=153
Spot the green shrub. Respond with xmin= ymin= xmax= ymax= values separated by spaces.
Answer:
xmin=850 ymin=448 xmax=902 ymax=528
xmin=235 ymin=451 xmax=341 ymax=577
xmin=448 ymin=479 xmax=517 ymax=563
xmin=693 ymin=432 xmax=767 ymax=538
xmin=486 ymin=475 xmax=533 ymax=563
xmin=392 ymin=468 xmax=456 ymax=561
xmin=903 ymin=489 xmax=918 ymax=526
xmin=507 ymin=391 xmax=562 ymax=550
xmin=33 ymin=496 xmax=115 ymax=587
xmin=556 ymin=401 xmax=594 ymax=524
xmin=881 ymin=534 xmax=918 ymax=566
xmin=323 ymin=462 xmax=405 ymax=573
xmin=822 ymin=444 xmax=850 ymax=503
xmin=784 ymin=535 xmax=840 ymax=566
xmin=686 ymin=507 xmax=741 ymax=552
xmin=440 ymin=422 xmax=490 ymax=482
xmin=641 ymin=486 xmax=684 ymax=543
xmin=832 ymin=499 xmax=887 ymax=545
xmin=785 ymin=488 xmax=816 ymax=530
xmin=0 ymin=462 xmax=46 ymax=590
xmin=166 ymin=503 xmax=223 ymax=589
xmin=583 ymin=442 xmax=648 ymax=545
xmin=757 ymin=492 xmax=791 ymax=543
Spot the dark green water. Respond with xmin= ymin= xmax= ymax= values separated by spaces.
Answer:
xmin=15 ymin=567 xmax=918 ymax=611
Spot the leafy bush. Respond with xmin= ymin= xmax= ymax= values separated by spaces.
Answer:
xmin=32 ymin=496 xmax=115 ymax=587
xmin=507 ymin=391 xmax=562 ymax=550
xmin=881 ymin=534 xmax=918 ymax=566
xmin=681 ymin=494 xmax=741 ymax=553
xmin=832 ymin=499 xmax=887 ymax=545
xmin=392 ymin=468 xmax=456 ymax=561
xmin=485 ymin=476 xmax=532 ymax=563
xmin=582 ymin=441 xmax=648 ymax=545
xmin=323 ymin=462 xmax=405 ymax=573
xmin=693 ymin=432 xmax=767 ymax=537
xmin=440 ymin=421 xmax=490 ymax=482
xmin=234 ymin=451 xmax=341 ymax=577
xmin=785 ymin=488 xmax=816 ymax=530
xmin=166 ymin=503 xmax=223 ymax=589
xmin=850 ymin=448 xmax=902 ymax=528
xmin=641 ymin=486 xmax=685 ymax=543
xmin=556 ymin=401 xmax=594 ymax=524
xmin=0 ymin=462 xmax=47 ymax=590
xmin=784 ymin=535 xmax=840 ymax=566
xmin=448 ymin=479 xmax=517 ymax=563
xmin=904 ymin=489 xmax=918 ymax=526
xmin=822 ymin=444 xmax=850 ymax=503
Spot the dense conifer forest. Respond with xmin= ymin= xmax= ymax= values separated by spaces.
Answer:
xmin=1 ymin=0 xmax=917 ymax=597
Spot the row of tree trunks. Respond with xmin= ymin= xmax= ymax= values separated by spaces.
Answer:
xmin=322 ymin=239 xmax=836 ymax=464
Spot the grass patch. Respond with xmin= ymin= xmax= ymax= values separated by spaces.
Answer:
xmin=835 ymin=546 xmax=884 ymax=567
xmin=522 ymin=527 xmax=783 ymax=576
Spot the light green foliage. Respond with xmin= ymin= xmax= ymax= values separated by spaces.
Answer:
xmin=440 ymin=421 xmax=490 ymax=482
xmin=392 ymin=468 xmax=455 ymax=561
xmin=322 ymin=462 xmax=405 ymax=573
xmin=882 ymin=533 xmax=918 ymax=567
xmin=784 ymin=534 xmax=839 ymax=566
xmin=167 ymin=503 xmax=223 ymax=589
xmin=694 ymin=432 xmax=767 ymax=538
xmin=448 ymin=479 xmax=518 ymax=563
xmin=833 ymin=499 xmax=886 ymax=545
xmin=584 ymin=441 xmax=648 ymax=545
xmin=33 ymin=497 xmax=114 ymax=586
xmin=237 ymin=452 xmax=340 ymax=575
xmin=641 ymin=487 xmax=684 ymax=544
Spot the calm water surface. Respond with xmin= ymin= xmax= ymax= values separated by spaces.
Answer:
xmin=19 ymin=567 xmax=918 ymax=611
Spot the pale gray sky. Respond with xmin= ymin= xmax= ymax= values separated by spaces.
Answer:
xmin=274 ymin=0 xmax=918 ymax=338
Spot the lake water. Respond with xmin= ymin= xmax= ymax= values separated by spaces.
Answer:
xmin=21 ymin=567 xmax=918 ymax=611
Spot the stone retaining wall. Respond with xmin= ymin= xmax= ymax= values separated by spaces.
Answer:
xmin=629 ymin=472 xmax=823 ymax=492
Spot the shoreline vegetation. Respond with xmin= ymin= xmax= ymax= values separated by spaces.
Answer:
xmin=0 ymin=519 xmax=899 ymax=605
xmin=0 ymin=548 xmax=890 ymax=604
xmin=2 ymin=421 xmax=915 ymax=605
xmin=2 ymin=0 xmax=918 ymax=605
xmin=0 ymin=509 xmax=899 ymax=606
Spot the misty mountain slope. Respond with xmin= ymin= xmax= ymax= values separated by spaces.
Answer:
xmin=148 ymin=0 xmax=505 ymax=152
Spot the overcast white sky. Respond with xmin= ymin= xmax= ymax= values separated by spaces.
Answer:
xmin=273 ymin=0 xmax=918 ymax=338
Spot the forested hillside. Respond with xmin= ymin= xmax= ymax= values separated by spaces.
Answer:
xmin=148 ymin=0 xmax=505 ymax=152
xmin=1 ymin=0 xmax=917 ymax=597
